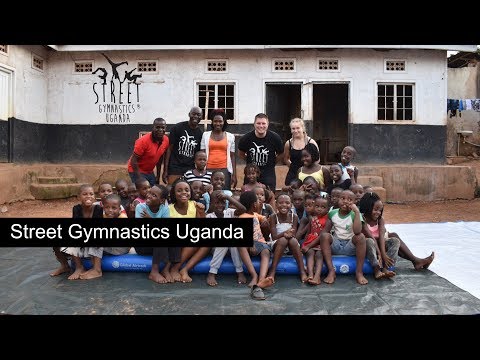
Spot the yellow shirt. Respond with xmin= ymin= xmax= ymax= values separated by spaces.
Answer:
xmin=168 ymin=200 xmax=197 ymax=218
xmin=298 ymin=166 xmax=325 ymax=189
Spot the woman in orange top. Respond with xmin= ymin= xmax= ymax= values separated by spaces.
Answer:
xmin=200 ymin=109 xmax=237 ymax=190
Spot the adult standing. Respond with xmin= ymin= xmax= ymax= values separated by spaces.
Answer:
xmin=127 ymin=117 xmax=169 ymax=186
xmin=283 ymin=118 xmax=320 ymax=186
xmin=200 ymin=109 xmax=237 ymax=190
xmin=162 ymin=106 xmax=203 ymax=185
xmin=238 ymin=113 xmax=284 ymax=191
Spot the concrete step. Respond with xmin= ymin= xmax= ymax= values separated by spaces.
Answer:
xmin=371 ymin=186 xmax=387 ymax=202
xmin=30 ymin=183 xmax=81 ymax=200
xmin=357 ymin=175 xmax=383 ymax=187
xmin=37 ymin=176 xmax=78 ymax=184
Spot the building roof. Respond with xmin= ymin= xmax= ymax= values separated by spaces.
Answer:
xmin=448 ymin=49 xmax=480 ymax=68
xmin=48 ymin=45 xmax=478 ymax=52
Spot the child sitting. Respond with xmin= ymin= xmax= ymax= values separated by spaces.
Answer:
xmin=318 ymin=189 xmax=369 ymax=285
xmin=62 ymin=194 xmax=130 ymax=280
xmin=338 ymin=145 xmax=358 ymax=183
xmin=128 ymin=177 xmax=151 ymax=217
xmin=268 ymin=193 xmax=307 ymax=283
xmin=300 ymin=195 xmax=329 ymax=285
xmin=359 ymin=191 xmax=434 ymax=272
xmin=241 ymin=163 xmax=266 ymax=193
xmin=326 ymin=164 xmax=353 ymax=195
xmin=349 ymin=183 xmax=365 ymax=205
xmin=134 ymin=185 xmax=177 ymax=284
xmin=50 ymin=184 xmax=103 ymax=277
xmin=115 ymin=178 xmax=130 ymax=210
xmin=298 ymin=143 xmax=330 ymax=190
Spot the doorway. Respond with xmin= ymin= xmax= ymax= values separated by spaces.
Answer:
xmin=313 ymin=83 xmax=349 ymax=164
xmin=265 ymin=83 xmax=302 ymax=143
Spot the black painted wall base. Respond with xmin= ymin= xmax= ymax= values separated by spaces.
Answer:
xmin=8 ymin=118 xmax=256 ymax=163
xmin=6 ymin=119 xmax=447 ymax=164
xmin=350 ymin=124 xmax=446 ymax=164
xmin=0 ymin=120 xmax=8 ymax=162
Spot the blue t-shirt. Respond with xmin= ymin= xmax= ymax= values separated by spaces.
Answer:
xmin=135 ymin=203 xmax=169 ymax=218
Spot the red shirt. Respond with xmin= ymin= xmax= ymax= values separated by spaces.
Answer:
xmin=127 ymin=133 xmax=169 ymax=173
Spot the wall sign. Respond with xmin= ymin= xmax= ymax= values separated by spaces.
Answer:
xmin=92 ymin=53 xmax=142 ymax=123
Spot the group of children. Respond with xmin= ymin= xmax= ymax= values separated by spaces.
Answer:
xmin=50 ymin=146 xmax=435 ymax=301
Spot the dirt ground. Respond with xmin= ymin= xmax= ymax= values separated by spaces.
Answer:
xmin=1 ymin=159 xmax=480 ymax=224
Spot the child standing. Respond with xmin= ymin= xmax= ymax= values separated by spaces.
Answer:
xmin=50 ymin=184 xmax=103 ymax=277
xmin=237 ymin=191 xmax=272 ymax=300
xmin=359 ymin=192 xmax=434 ymax=271
xmin=319 ymin=190 xmax=369 ymax=285
xmin=183 ymin=150 xmax=213 ymax=186
xmin=204 ymin=190 xmax=247 ymax=286
xmin=301 ymin=196 xmax=329 ymax=285
xmin=268 ymin=193 xmax=307 ymax=283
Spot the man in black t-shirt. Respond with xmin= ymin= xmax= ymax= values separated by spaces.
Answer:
xmin=163 ymin=106 xmax=203 ymax=184
xmin=238 ymin=113 xmax=284 ymax=191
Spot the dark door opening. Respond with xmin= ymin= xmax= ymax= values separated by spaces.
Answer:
xmin=265 ymin=83 xmax=302 ymax=143
xmin=313 ymin=83 xmax=349 ymax=164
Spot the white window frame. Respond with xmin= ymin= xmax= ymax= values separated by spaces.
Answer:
xmin=384 ymin=59 xmax=407 ymax=73
xmin=316 ymin=57 xmax=341 ymax=72
xmin=0 ymin=64 xmax=15 ymax=120
xmin=194 ymin=80 xmax=238 ymax=124
xmin=73 ymin=60 xmax=94 ymax=74
xmin=205 ymin=59 xmax=229 ymax=73
xmin=376 ymin=80 xmax=416 ymax=123
xmin=31 ymin=53 xmax=44 ymax=72
xmin=136 ymin=60 xmax=158 ymax=74
xmin=272 ymin=58 xmax=296 ymax=73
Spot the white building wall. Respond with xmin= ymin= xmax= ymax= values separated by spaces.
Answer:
xmin=45 ymin=48 xmax=447 ymax=126
xmin=0 ymin=45 xmax=49 ymax=123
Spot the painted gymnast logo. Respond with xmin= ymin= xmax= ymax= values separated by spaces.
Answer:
xmin=92 ymin=53 xmax=142 ymax=123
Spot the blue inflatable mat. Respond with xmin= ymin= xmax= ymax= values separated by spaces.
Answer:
xmin=80 ymin=254 xmax=387 ymax=275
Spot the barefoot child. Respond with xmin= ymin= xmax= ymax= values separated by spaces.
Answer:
xmin=62 ymin=194 xmax=130 ymax=280
xmin=268 ymin=193 xmax=308 ymax=283
xmin=359 ymin=192 xmax=434 ymax=271
xmin=50 ymin=184 xmax=103 ymax=277
xmin=134 ymin=185 xmax=176 ymax=284
xmin=318 ymin=189 xmax=369 ymax=285
xmin=168 ymin=179 xmax=206 ymax=282
xmin=301 ymin=195 xmax=329 ymax=285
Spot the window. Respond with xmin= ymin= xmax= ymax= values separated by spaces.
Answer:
xmin=197 ymin=83 xmax=235 ymax=121
xmin=317 ymin=58 xmax=339 ymax=71
xmin=377 ymin=83 xmax=414 ymax=121
xmin=74 ymin=61 xmax=93 ymax=73
xmin=385 ymin=59 xmax=406 ymax=72
xmin=272 ymin=58 xmax=296 ymax=72
xmin=206 ymin=59 xmax=228 ymax=73
xmin=32 ymin=53 xmax=44 ymax=72
xmin=137 ymin=61 xmax=158 ymax=73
